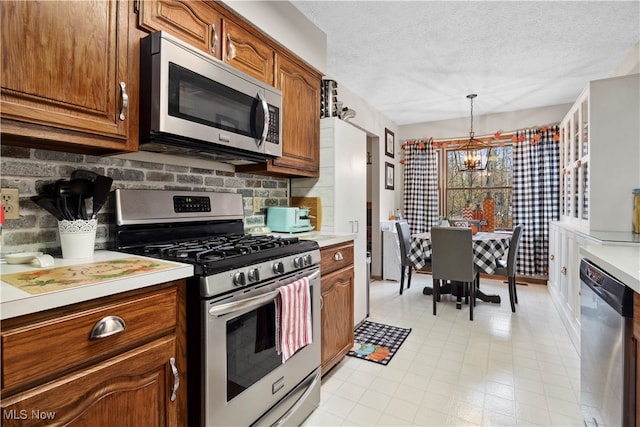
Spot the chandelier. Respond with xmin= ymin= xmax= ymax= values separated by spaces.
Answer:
xmin=454 ymin=94 xmax=492 ymax=172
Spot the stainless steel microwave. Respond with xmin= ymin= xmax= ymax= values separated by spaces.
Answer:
xmin=139 ymin=31 xmax=282 ymax=164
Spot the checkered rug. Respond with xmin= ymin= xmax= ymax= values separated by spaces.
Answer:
xmin=347 ymin=321 xmax=411 ymax=365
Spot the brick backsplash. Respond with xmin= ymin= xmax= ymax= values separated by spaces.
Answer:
xmin=0 ymin=146 xmax=289 ymax=256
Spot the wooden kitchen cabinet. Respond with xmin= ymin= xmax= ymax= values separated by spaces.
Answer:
xmin=138 ymin=1 xmax=273 ymax=84
xmin=137 ymin=0 xmax=223 ymax=58
xmin=222 ymin=19 xmax=275 ymax=84
xmin=236 ymin=52 xmax=321 ymax=177
xmin=0 ymin=280 xmax=187 ymax=427
xmin=320 ymin=241 xmax=354 ymax=375
xmin=0 ymin=0 xmax=138 ymax=155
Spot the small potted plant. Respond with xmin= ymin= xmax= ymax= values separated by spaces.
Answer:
xmin=438 ymin=216 xmax=450 ymax=227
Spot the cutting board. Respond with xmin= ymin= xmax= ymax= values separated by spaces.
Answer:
xmin=291 ymin=197 xmax=322 ymax=231
xmin=1 ymin=257 xmax=180 ymax=295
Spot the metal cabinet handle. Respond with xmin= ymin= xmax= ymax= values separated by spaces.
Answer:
xmin=320 ymin=295 xmax=324 ymax=310
xmin=211 ymin=24 xmax=218 ymax=54
xmin=89 ymin=315 xmax=126 ymax=339
xmin=333 ymin=251 xmax=344 ymax=261
xmin=561 ymin=266 xmax=567 ymax=275
xmin=119 ymin=82 xmax=128 ymax=121
xmin=226 ymin=33 xmax=236 ymax=61
xmin=169 ymin=357 xmax=179 ymax=401
xmin=550 ymin=254 xmax=555 ymax=260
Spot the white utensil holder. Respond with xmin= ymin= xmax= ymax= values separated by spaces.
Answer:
xmin=58 ymin=219 xmax=97 ymax=259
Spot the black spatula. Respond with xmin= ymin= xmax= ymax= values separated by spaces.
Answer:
xmin=91 ymin=175 xmax=113 ymax=219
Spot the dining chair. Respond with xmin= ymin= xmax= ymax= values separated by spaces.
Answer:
xmin=490 ymin=223 xmax=524 ymax=312
xmin=395 ymin=221 xmax=426 ymax=295
xmin=430 ymin=226 xmax=479 ymax=320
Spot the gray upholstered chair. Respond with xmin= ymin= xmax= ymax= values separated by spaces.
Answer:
xmin=430 ymin=226 xmax=479 ymax=320
xmin=490 ymin=224 xmax=524 ymax=312
xmin=395 ymin=221 xmax=427 ymax=295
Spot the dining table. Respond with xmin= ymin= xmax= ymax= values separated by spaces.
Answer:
xmin=409 ymin=230 xmax=512 ymax=304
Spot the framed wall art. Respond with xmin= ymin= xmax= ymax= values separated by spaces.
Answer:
xmin=385 ymin=128 xmax=395 ymax=158
xmin=385 ymin=162 xmax=395 ymax=190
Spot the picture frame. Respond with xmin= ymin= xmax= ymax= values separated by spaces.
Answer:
xmin=385 ymin=162 xmax=395 ymax=190
xmin=385 ymin=128 xmax=395 ymax=158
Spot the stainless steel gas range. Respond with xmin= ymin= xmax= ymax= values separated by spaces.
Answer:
xmin=114 ymin=189 xmax=321 ymax=427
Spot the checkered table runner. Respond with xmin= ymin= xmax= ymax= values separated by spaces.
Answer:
xmin=408 ymin=232 xmax=510 ymax=274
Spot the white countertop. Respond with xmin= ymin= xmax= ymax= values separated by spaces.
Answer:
xmin=271 ymin=231 xmax=356 ymax=248
xmin=580 ymin=244 xmax=640 ymax=293
xmin=1 ymin=251 xmax=193 ymax=320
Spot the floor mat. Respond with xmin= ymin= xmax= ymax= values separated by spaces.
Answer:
xmin=347 ymin=320 xmax=411 ymax=365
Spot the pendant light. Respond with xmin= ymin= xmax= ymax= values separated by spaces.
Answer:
xmin=455 ymin=94 xmax=492 ymax=172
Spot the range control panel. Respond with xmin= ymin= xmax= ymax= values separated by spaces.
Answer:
xmin=173 ymin=195 xmax=211 ymax=213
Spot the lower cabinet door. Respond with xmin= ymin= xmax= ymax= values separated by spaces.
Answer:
xmin=0 ymin=336 xmax=177 ymax=427
xmin=321 ymin=266 xmax=354 ymax=375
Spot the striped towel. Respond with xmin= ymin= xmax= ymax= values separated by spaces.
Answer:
xmin=275 ymin=277 xmax=312 ymax=363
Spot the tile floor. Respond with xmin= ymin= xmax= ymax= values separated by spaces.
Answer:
xmin=302 ymin=273 xmax=583 ymax=426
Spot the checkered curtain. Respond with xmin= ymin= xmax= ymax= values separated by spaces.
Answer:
xmin=402 ymin=139 xmax=439 ymax=234
xmin=512 ymin=128 xmax=560 ymax=276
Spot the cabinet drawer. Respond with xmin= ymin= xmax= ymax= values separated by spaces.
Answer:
xmin=321 ymin=242 xmax=354 ymax=276
xmin=1 ymin=287 xmax=177 ymax=391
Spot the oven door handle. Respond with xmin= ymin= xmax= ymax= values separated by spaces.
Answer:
xmin=271 ymin=369 xmax=321 ymax=427
xmin=209 ymin=270 xmax=319 ymax=317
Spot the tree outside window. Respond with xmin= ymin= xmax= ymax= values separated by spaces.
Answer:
xmin=445 ymin=145 xmax=513 ymax=230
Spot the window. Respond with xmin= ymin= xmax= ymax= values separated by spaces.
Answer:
xmin=444 ymin=145 xmax=513 ymax=230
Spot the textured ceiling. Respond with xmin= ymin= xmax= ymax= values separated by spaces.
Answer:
xmin=291 ymin=1 xmax=640 ymax=125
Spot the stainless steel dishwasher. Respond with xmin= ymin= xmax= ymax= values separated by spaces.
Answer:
xmin=580 ymin=258 xmax=635 ymax=427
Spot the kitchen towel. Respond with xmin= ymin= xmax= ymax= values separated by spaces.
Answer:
xmin=275 ymin=276 xmax=312 ymax=363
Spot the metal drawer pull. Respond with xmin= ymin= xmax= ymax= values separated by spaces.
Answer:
xmin=561 ymin=266 xmax=567 ymax=275
xmin=333 ymin=251 xmax=344 ymax=261
xmin=89 ymin=315 xmax=126 ymax=339
xmin=119 ymin=82 xmax=128 ymax=121
xmin=211 ymin=24 xmax=218 ymax=54
xmin=550 ymin=254 xmax=555 ymax=260
xmin=169 ymin=357 xmax=179 ymax=401
xmin=227 ymin=34 xmax=236 ymax=61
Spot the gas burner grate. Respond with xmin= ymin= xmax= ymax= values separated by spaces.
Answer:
xmin=138 ymin=234 xmax=300 ymax=264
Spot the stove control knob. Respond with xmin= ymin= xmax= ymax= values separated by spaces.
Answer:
xmin=303 ymin=254 xmax=313 ymax=266
xmin=293 ymin=257 xmax=303 ymax=268
xmin=248 ymin=268 xmax=260 ymax=282
xmin=273 ymin=262 xmax=285 ymax=274
xmin=233 ymin=272 xmax=246 ymax=286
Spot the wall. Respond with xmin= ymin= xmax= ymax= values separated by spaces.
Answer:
xmin=0 ymin=147 xmax=288 ymax=256
xmin=609 ymin=41 xmax=640 ymax=77
xmin=399 ymin=103 xmax=572 ymax=142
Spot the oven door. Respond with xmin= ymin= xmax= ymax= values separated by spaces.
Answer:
xmin=203 ymin=267 xmax=321 ymax=427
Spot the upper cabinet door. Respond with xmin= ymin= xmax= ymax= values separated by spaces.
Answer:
xmin=274 ymin=55 xmax=320 ymax=175
xmin=222 ymin=19 xmax=274 ymax=85
xmin=0 ymin=0 xmax=135 ymax=154
xmin=138 ymin=0 xmax=222 ymax=58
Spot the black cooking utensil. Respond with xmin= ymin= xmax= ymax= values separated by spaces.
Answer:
xmin=54 ymin=179 xmax=74 ymax=220
xmin=30 ymin=195 xmax=64 ymax=221
xmin=69 ymin=178 xmax=94 ymax=220
xmin=71 ymin=169 xmax=99 ymax=182
xmin=91 ymin=175 xmax=113 ymax=219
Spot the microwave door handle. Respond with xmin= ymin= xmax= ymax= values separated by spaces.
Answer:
xmin=208 ymin=270 xmax=320 ymax=317
xmin=256 ymin=91 xmax=269 ymax=147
